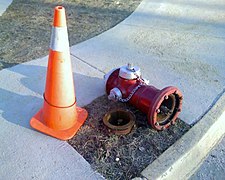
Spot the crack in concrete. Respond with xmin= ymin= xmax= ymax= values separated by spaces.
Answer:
xmin=193 ymin=87 xmax=225 ymax=126
xmin=70 ymin=53 xmax=106 ymax=74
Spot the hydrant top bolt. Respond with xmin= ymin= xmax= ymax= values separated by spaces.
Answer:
xmin=127 ymin=63 xmax=134 ymax=70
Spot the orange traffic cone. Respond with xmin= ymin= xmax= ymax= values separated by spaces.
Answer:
xmin=30 ymin=6 xmax=88 ymax=140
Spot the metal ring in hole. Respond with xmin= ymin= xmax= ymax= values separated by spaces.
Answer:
xmin=103 ymin=109 xmax=135 ymax=135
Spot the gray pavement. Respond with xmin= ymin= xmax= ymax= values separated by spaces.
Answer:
xmin=191 ymin=136 xmax=225 ymax=180
xmin=0 ymin=0 xmax=225 ymax=179
xmin=0 ymin=120 xmax=103 ymax=180
xmin=0 ymin=0 xmax=12 ymax=16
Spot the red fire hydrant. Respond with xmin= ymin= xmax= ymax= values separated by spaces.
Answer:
xmin=104 ymin=64 xmax=183 ymax=130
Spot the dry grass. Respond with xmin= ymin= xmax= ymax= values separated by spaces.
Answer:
xmin=68 ymin=95 xmax=190 ymax=179
xmin=0 ymin=0 xmax=141 ymax=70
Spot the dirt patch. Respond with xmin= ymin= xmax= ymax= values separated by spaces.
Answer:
xmin=68 ymin=95 xmax=191 ymax=179
xmin=0 ymin=0 xmax=141 ymax=70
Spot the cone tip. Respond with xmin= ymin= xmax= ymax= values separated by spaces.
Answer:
xmin=53 ymin=6 xmax=67 ymax=27
xmin=55 ymin=6 xmax=64 ymax=11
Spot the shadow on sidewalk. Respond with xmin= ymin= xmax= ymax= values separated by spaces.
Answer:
xmin=0 ymin=64 xmax=104 ymax=130
xmin=0 ymin=87 xmax=42 ymax=129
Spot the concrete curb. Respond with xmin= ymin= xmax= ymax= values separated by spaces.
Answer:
xmin=141 ymin=90 xmax=225 ymax=179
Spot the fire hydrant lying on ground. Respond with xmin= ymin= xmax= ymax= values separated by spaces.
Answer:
xmin=104 ymin=64 xmax=183 ymax=130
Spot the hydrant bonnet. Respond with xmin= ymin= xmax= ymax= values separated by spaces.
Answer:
xmin=119 ymin=65 xmax=141 ymax=80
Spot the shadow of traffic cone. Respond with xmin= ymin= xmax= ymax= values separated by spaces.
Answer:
xmin=30 ymin=6 xmax=88 ymax=140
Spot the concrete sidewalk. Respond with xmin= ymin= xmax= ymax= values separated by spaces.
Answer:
xmin=0 ymin=0 xmax=225 ymax=179
xmin=0 ymin=0 xmax=12 ymax=16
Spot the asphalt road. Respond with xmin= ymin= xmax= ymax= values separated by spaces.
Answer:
xmin=191 ymin=136 xmax=225 ymax=180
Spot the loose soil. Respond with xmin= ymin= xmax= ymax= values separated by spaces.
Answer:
xmin=68 ymin=95 xmax=191 ymax=180
xmin=0 ymin=0 xmax=141 ymax=70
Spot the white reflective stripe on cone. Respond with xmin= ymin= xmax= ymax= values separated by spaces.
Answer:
xmin=50 ymin=26 xmax=69 ymax=52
